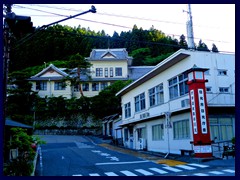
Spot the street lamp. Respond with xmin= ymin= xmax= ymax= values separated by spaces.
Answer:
xmin=185 ymin=64 xmax=212 ymax=158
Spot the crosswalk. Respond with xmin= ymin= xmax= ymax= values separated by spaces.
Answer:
xmin=72 ymin=163 xmax=235 ymax=176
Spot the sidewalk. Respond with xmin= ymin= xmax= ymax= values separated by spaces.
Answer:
xmin=86 ymin=135 xmax=235 ymax=167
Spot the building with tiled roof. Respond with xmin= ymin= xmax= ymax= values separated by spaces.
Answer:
xmin=28 ymin=48 xmax=154 ymax=98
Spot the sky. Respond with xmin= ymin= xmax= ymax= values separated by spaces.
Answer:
xmin=10 ymin=4 xmax=235 ymax=53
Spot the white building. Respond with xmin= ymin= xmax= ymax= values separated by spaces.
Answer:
xmin=116 ymin=49 xmax=235 ymax=155
xmin=29 ymin=48 xmax=154 ymax=98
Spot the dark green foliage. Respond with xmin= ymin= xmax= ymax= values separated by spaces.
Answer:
xmin=4 ymin=128 xmax=36 ymax=176
xmin=197 ymin=39 xmax=210 ymax=52
xmin=90 ymin=80 xmax=132 ymax=120
xmin=212 ymin=43 xmax=219 ymax=53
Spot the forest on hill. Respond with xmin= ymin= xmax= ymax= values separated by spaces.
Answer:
xmin=10 ymin=24 xmax=217 ymax=73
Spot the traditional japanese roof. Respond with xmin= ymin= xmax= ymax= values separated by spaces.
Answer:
xmin=86 ymin=48 xmax=133 ymax=61
xmin=29 ymin=64 xmax=69 ymax=81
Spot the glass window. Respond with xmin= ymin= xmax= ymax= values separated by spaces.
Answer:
xmin=124 ymin=102 xmax=131 ymax=118
xmin=96 ymin=68 xmax=103 ymax=77
xmin=36 ymin=81 xmax=47 ymax=91
xmin=74 ymin=84 xmax=79 ymax=92
xmin=137 ymin=128 xmax=146 ymax=140
xmin=168 ymin=73 xmax=188 ymax=100
xmin=82 ymin=83 xmax=89 ymax=91
xmin=149 ymin=83 xmax=164 ymax=107
xmin=219 ymin=87 xmax=229 ymax=93
xmin=54 ymin=82 xmax=66 ymax=90
xmin=100 ymin=82 xmax=108 ymax=90
xmin=105 ymin=68 xmax=108 ymax=77
xmin=173 ymin=119 xmax=190 ymax=139
xmin=218 ymin=69 xmax=227 ymax=76
xmin=92 ymin=82 xmax=99 ymax=91
xmin=195 ymin=71 xmax=203 ymax=79
xmin=115 ymin=67 xmax=122 ymax=76
xmin=209 ymin=117 xmax=234 ymax=141
xmin=110 ymin=67 xmax=113 ymax=77
xmin=135 ymin=93 xmax=145 ymax=112
xmin=152 ymin=124 xmax=164 ymax=141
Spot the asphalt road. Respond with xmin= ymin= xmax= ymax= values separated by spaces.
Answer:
xmin=35 ymin=135 xmax=235 ymax=176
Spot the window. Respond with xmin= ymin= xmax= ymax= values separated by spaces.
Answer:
xmin=82 ymin=83 xmax=89 ymax=91
xmin=115 ymin=67 xmax=122 ymax=76
xmin=124 ymin=128 xmax=128 ymax=141
xmin=206 ymin=87 xmax=212 ymax=92
xmin=152 ymin=124 xmax=164 ymax=141
xmin=219 ymin=87 xmax=229 ymax=93
xmin=92 ymin=82 xmax=99 ymax=91
xmin=168 ymin=73 xmax=188 ymax=100
xmin=105 ymin=68 xmax=108 ymax=77
xmin=173 ymin=119 xmax=190 ymax=139
xmin=137 ymin=128 xmax=146 ymax=140
xmin=54 ymin=82 xmax=66 ymax=90
xmin=218 ymin=69 xmax=227 ymax=76
xmin=209 ymin=117 xmax=234 ymax=141
xmin=124 ymin=102 xmax=131 ymax=118
xmin=36 ymin=81 xmax=47 ymax=91
xmin=110 ymin=67 xmax=113 ymax=77
xmin=149 ymin=83 xmax=164 ymax=107
xmin=73 ymin=84 xmax=79 ymax=92
xmin=96 ymin=68 xmax=103 ymax=77
xmin=100 ymin=82 xmax=108 ymax=90
xmin=135 ymin=93 xmax=145 ymax=112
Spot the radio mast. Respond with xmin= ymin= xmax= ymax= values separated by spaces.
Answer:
xmin=186 ymin=4 xmax=195 ymax=49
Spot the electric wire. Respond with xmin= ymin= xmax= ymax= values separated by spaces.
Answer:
xmin=13 ymin=4 xmax=232 ymax=45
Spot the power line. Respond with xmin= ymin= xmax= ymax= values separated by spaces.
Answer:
xmin=13 ymin=4 xmax=232 ymax=45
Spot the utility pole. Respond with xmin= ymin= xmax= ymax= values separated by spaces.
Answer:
xmin=3 ymin=3 xmax=12 ymax=162
xmin=184 ymin=4 xmax=195 ymax=50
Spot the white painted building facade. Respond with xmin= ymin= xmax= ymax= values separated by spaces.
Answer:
xmin=116 ymin=49 xmax=235 ymax=155
xmin=29 ymin=48 xmax=154 ymax=99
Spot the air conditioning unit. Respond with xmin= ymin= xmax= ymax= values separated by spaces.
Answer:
xmin=140 ymin=112 xmax=150 ymax=119
xmin=139 ymin=138 xmax=146 ymax=150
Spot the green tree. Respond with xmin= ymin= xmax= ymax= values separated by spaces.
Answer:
xmin=212 ymin=43 xmax=219 ymax=52
xmin=179 ymin=34 xmax=188 ymax=49
xmin=197 ymin=39 xmax=210 ymax=52
xmin=4 ymin=128 xmax=36 ymax=176
xmin=130 ymin=48 xmax=151 ymax=66
xmin=90 ymin=80 xmax=132 ymax=120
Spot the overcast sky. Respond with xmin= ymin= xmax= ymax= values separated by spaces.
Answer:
xmin=10 ymin=4 xmax=235 ymax=53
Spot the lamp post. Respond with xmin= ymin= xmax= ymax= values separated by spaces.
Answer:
xmin=186 ymin=64 xmax=212 ymax=158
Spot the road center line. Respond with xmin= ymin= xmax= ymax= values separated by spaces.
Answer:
xmin=95 ymin=160 xmax=150 ymax=165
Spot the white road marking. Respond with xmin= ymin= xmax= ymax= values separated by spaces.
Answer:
xmin=176 ymin=164 xmax=196 ymax=170
xmin=209 ymin=171 xmax=224 ymax=175
xmin=91 ymin=150 xmax=101 ymax=153
xmin=162 ymin=166 xmax=182 ymax=172
xmin=100 ymin=153 xmax=110 ymax=156
xmin=188 ymin=163 xmax=209 ymax=168
xmin=149 ymin=167 xmax=168 ymax=174
xmin=105 ymin=172 xmax=119 ymax=176
xmin=95 ymin=160 xmax=149 ymax=165
xmin=120 ymin=170 xmax=138 ymax=176
xmin=135 ymin=169 xmax=153 ymax=175
xmin=194 ymin=173 xmax=209 ymax=176
xmin=222 ymin=169 xmax=235 ymax=173
xmin=106 ymin=156 xmax=119 ymax=161
xmin=72 ymin=174 xmax=82 ymax=176
xmin=89 ymin=173 xmax=100 ymax=176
